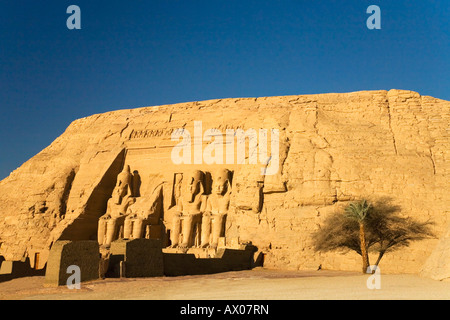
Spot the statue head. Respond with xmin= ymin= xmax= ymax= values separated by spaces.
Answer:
xmin=184 ymin=170 xmax=204 ymax=203
xmin=112 ymin=165 xmax=133 ymax=204
xmin=212 ymin=169 xmax=231 ymax=196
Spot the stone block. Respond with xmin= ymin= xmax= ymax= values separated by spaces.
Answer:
xmin=44 ymin=240 xmax=100 ymax=287
xmin=108 ymin=238 xmax=164 ymax=278
xmin=163 ymin=244 xmax=257 ymax=276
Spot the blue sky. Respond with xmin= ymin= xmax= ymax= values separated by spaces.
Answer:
xmin=0 ymin=1 xmax=449 ymax=179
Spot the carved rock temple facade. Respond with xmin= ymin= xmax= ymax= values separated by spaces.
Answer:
xmin=0 ymin=90 xmax=449 ymax=280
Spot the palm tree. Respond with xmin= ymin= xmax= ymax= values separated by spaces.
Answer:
xmin=365 ymin=201 xmax=435 ymax=267
xmin=344 ymin=200 xmax=371 ymax=273
xmin=312 ymin=198 xmax=434 ymax=273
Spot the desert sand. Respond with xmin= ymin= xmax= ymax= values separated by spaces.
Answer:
xmin=1 ymin=268 xmax=449 ymax=300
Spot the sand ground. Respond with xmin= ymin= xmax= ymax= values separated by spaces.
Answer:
xmin=0 ymin=268 xmax=449 ymax=300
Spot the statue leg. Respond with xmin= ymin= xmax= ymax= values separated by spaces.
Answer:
xmin=170 ymin=214 xmax=181 ymax=247
xmin=200 ymin=214 xmax=211 ymax=248
xmin=98 ymin=218 xmax=107 ymax=245
xmin=211 ymin=214 xmax=226 ymax=248
xmin=132 ymin=219 xmax=144 ymax=239
xmin=123 ymin=218 xmax=133 ymax=239
xmin=181 ymin=215 xmax=194 ymax=248
xmin=105 ymin=219 xmax=118 ymax=246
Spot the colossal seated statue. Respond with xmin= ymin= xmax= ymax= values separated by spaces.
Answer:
xmin=97 ymin=165 xmax=135 ymax=247
xmin=170 ymin=170 xmax=205 ymax=248
xmin=201 ymin=169 xmax=232 ymax=248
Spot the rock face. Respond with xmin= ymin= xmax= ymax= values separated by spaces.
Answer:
xmin=0 ymin=89 xmax=448 ymax=275
xmin=420 ymin=224 xmax=450 ymax=281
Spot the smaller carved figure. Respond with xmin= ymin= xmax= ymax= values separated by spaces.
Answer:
xmin=173 ymin=173 xmax=183 ymax=208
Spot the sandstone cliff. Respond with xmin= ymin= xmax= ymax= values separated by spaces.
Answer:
xmin=0 ymin=89 xmax=448 ymax=276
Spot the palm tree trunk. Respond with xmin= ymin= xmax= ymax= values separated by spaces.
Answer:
xmin=374 ymin=251 xmax=385 ymax=267
xmin=359 ymin=223 xmax=370 ymax=273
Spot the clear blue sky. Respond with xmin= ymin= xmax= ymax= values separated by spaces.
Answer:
xmin=0 ymin=1 xmax=449 ymax=179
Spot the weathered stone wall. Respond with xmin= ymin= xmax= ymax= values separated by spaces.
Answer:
xmin=0 ymin=90 xmax=448 ymax=275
